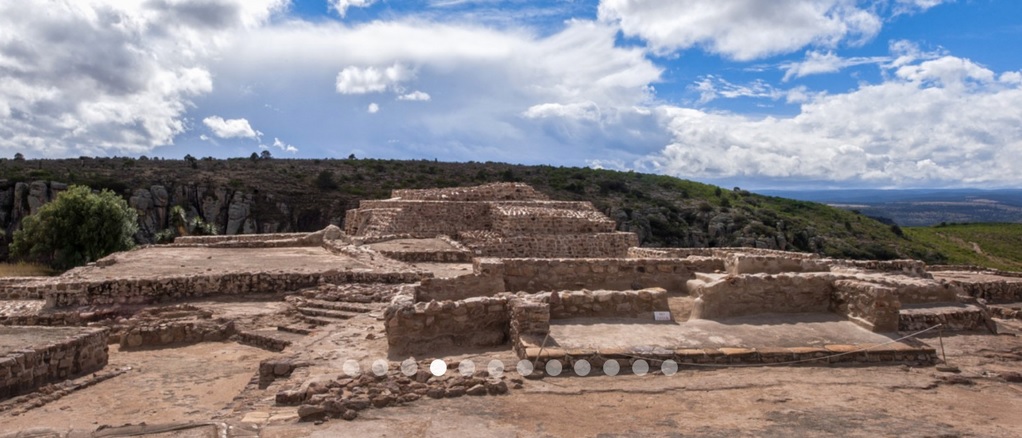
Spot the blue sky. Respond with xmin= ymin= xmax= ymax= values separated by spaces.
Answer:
xmin=1 ymin=1 xmax=1020 ymax=189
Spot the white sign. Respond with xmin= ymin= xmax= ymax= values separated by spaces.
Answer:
xmin=654 ymin=311 xmax=672 ymax=321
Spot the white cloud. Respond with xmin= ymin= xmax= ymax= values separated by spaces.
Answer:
xmin=336 ymin=64 xmax=415 ymax=94
xmin=692 ymin=76 xmax=786 ymax=104
xmin=272 ymin=137 xmax=298 ymax=153
xmin=397 ymin=91 xmax=432 ymax=101
xmin=781 ymin=50 xmax=889 ymax=81
xmin=330 ymin=0 xmax=377 ymax=18
xmin=648 ymin=55 xmax=1022 ymax=186
xmin=598 ymin=0 xmax=882 ymax=60
xmin=367 ymin=102 xmax=380 ymax=113
xmin=523 ymin=102 xmax=602 ymax=121
xmin=0 ymin=0 xmax=284 ymax=156
xmin=202 ymin=116 xmax=262 ymax=139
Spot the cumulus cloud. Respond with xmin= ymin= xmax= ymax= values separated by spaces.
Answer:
xmin=0 ymin=0 xmax=284 ymax=156
xmin=648 ymin=55 xmax=1022 ymax=187
xmin=598 ymin=0 xmax=882 ymax=60
xmin=367 ymin=102 xmax=380 ymax=113
xmin=330 ymin=0 xmax=377 ymax=18
xmin=397 ymin=91 xmax=432 ymax=101
xmin=202 ymin=116 xmax=262 ymax=139
xmin=336 ymin=64 xmax=415 ymax=94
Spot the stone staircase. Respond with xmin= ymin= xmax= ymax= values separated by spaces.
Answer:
xmin=291 ymin=298 xmax=376 ymax=327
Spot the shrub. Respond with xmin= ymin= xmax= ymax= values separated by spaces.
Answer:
xmin=11 ymin=185 xmax=138 ymax=269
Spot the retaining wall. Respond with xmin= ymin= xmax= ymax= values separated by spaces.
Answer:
xmin=948 ymin=279 xmax=1022 ymax=303
xmin=0 ymin=327 xmax=109 ymax=400
xmin=45 ymin=271 xmax=426 ymax=308
xmin=690 ymin=273 xmax=834 ymax=319
xmin=461 ymin=233 xmax=638 ymax=258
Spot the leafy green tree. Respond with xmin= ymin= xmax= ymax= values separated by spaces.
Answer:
xmin=11 ymin=185 xmax=138 ymax=269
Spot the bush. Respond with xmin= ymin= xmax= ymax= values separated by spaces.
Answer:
xmin=315 ymin=170 xmax=339 ymax=190
xmin=11 ymin=185 xmax=138 ymax=269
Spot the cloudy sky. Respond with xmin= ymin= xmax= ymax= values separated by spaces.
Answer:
xmin=1 ymin=0 xmax=1020 ymax=189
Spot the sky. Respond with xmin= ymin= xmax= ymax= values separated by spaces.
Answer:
xmin=1 ymin=0 xmax=1020 ymax=190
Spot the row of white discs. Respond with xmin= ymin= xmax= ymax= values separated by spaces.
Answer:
xmin=342 ymin=358 xmax=681 ymax=378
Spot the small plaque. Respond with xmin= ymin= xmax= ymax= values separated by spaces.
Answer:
xmin=654 ymin=311 xmax=672 ymax=321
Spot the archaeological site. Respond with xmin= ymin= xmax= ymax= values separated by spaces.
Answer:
xmin=1 ymin=183 xmax=1021 ymax=436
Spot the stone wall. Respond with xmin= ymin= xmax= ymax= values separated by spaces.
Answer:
xmin=459 ymin=232 xmax=638 ymax=258
xmin=928 ymin=266 xmax=1022 ymax=278
xmin=899 ymin=304 xmax=986 ymax=331
xmin=724 ymin=253 xmax=830 ymax=275
xmin=0 ymin=278 xmax=46 ymax=300
xmin=832 ymin=259 xmax=931 ymax=278
xmin=45 ymin=271 xmax=425 ymax=308
xmin=546 ymin=288 xmax=669 ymax=319
xmin=118 ymin=320 xmax=236 ymax=349
xmin=1 ymin=327 xmax=109 ymax=400
xmin=690 ymin=273 xmax=834 ymax=319
xmin=415 ymin=257 xmax=723 ymax=302
xmin=384 ymin=295 xmax=510 ymax=352
xmin=490 ymin=206 xmax=616 ymax=235
xmin=392 ymin=183 xmax=548 ymax=202
xmin=629 ymin=247 xmax=820 ymax=260
xmin=947 ymin=279 xmax=1022 ymax=303
xmin=830 ymin=280 xmax=900 ymax=332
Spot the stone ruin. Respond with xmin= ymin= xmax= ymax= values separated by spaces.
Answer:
xmin=1 ymin=182 xmax=1021 ymax=427
xmin=344 ymin=183 xmax=638 ymax=258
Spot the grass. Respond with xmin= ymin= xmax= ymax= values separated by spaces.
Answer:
xmin=904 ymin=223 xmax=1022 ymax=271
xmin=0 ymin=262 xmax=56 ymax=277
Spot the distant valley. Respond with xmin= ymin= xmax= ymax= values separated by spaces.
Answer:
xmin=758 ymin=189 xmax=1022 ymax=226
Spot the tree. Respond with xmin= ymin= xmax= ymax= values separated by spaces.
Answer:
xmin=315 ymin=170 xmax=338 ymax=190
xmin=260 ymin=150 xmax=272 ymax=160
xmin=249 ymin=152 xmax=259 ymax=162
xmin=11 ymin=185 xmax=138 ymax=269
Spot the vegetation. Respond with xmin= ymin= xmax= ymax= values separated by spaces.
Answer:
xmin=10 ymin=185 xmax=138 ymax=269
xmin=0 ymin=262 xmax=55 ymax=277
xmin=904 ymin=223 xmax=1022 ymax=271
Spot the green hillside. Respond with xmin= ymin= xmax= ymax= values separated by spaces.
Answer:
xmin=0 ymin=157 xmax=979 ymax=265
xmin=904 ymin=223 xmax=1022 ymax=271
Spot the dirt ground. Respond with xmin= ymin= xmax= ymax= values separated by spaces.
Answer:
xmin=3 ymin=307 xmax=1021 ymax=437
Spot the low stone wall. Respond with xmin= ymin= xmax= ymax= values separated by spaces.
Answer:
xmin=508 ymin=298 xmax=549 ymax=357
xmin=45 ymin=271 xmax=426 ymax=308
xmin=948 ymin=279 xmax=1022 ymax=303
xmin=833 ymin=259 xmax=931 ymax=278
xmin=690 ymin=273 xmax=834 ymax=319
xmin=830 ymin=280 xmax=899 ymax=332
xmin=384 ymin=296 xmax=510 ymax=352
xmin=119 ymin=320 xmax=236 ymax=349
xmin=928 ymin=266 xmax=1022 ymax=278
xmin=174 ymin=233 xmax=308 ymax=244
xmin=347 ymin=201 xmax=492 ymax=237
xmin=522 ymin=343 xmax=938 ymax=370
xmin=416 ymin=273 xmax=506 ymax=302
xmin=629 ymin=247 xmax=820 ymax=260
xmin=415 ymin=257 xmax=722 ymax=302
xmin=546 ymin=288 xmax=669 ymax=319
xmin=462 ymin=232 xmax=638 ymax=258
xmin=899 ymin=305 xmax=986 ymax=331
xmin=1 ymin=327 xmax=109 ymax=400
xmin=490 ymin=205 xmax=616 ymax=235
xmin=724 ymin=253 xmax=830 ymax=275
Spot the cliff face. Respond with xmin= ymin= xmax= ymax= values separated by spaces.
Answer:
xmin=0 ymin=180 xmax=353 ymax=253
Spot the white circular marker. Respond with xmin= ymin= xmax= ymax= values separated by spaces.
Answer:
xmin=516 ymin=360 xmax=534 ymax=377
xmin=429 ymin=359 xmax=448 ymax=377
xmin=661 ymin=360 xmax=678 ymax=376
xmin=400 ymin=358 xmax=418 ymax=376
xmin=488 ymin=359 xmax=505 ymax=378
xmin=458 ymin=360 xmax=476 ymax=376
xmin=342 ymin=359 xmax=361 ymax=377
xmin=632 ymin=359 xmax=649 ymax=376
xmin=545 ymin=360 xmax=562 ymax=377
xmin=573 ymin=359 xmax=591 ymax=377
xmin=372 ymin=359 xmax=389 ymax=376
xmin=603 ymin=359 xmax=620 ymax=376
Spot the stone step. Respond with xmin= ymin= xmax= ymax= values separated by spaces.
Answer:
xmin=295 ymin=306 xmax=361 ymax=320
xmin=236 ymin=329 xmax=305 ymax=352
xmin=300 ymin=299 xmax=373 ymax=314
xmin=277 ymin=325 xmax=313 ymax=336
xmin=898 ymin=303 xmax=985 ymax=331
xmin=298 ymin=315 xmax=349 ymax=326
